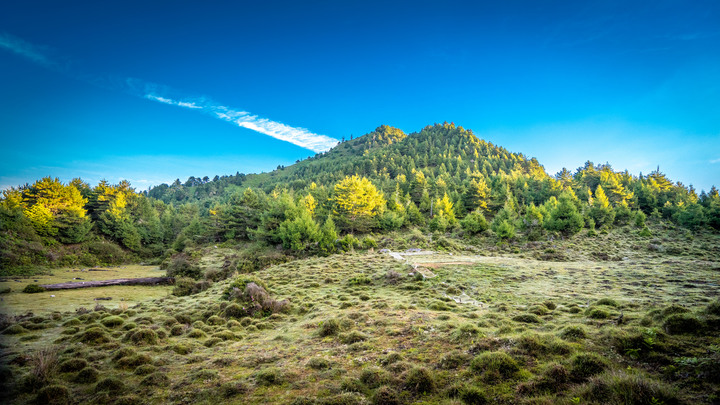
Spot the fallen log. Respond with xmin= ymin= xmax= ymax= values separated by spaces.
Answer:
xmin=39 ymin=277 xmax=174 ymax=291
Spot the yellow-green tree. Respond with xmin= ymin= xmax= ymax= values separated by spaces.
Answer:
xmin=332 ymin=175 xmax=385 ymax=233
xmin=21 ymin=177 xmax=90 ymax=240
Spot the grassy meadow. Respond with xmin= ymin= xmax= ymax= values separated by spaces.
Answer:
xmin=1 ymin=228 xmax=719 ymax=404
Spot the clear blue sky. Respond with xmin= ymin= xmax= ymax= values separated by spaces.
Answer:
xmin=1 ymin=0 xmax=718 ymax=192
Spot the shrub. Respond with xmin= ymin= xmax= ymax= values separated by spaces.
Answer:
xmin=74 ymin=367 xmax=99 ymax=383
xmin=570 ymin=353 xmax=609 ymax=382
xmin=116 ymin=354 xmax=152 ymax=369
xmin=458 ymin=385 xmax=488 ymax=405
xmin=512 ymin=314 xmax=541 ymax=323
xmin=77 ymin=327 xmax=110 ymax=345
xmin=165 ymin=255 xmax=203 ymax=279
xmin=35 ymin=384 xmax=70 ymax=405
xmin=663 ymin=313 xmax=703 ymax=335
xmin=218 ymin=381 xmax=248 ymax=398
xmin=170 ymin=324 xmax=185 ymax=336
xmin=359 ymin=367 xmax=388 ymax=388
xmin=140 ymin=372 xmax=169 ymax=387
xmin=22 ymin=284 xmax=45 ymax=294
xmin=128 ymin=328 xmax=158 ymax=345
xmin=470 ymin=351 xmax=520 ymax=379
xmin=95 ymin=377 xmax=125 ymax=393
xmin=307 ymin=357 xmax=331 ymax=370
xmin=595 ymin=298 xmax=619 ymax=307
xmin=254 ymin=368 xmax=284 ymax=386
xmin=586 ymin=307 xmax=611 ymax=319
xmin=58 ymin=358 xmax=88 ymax=373
xmin=404 ymin=367 xmax=435 ymax=394
xmin=348 ymin=275 xmax=372 ymax=285
xmin=318 ymin=318 xmax=340 ymax=337
xmin=438 ymin=351 xmax=470 ymax=369
xmin=451 ymin=323 xmax=482 ymax=341
xmin=223 ymin=303 xmax=245 ymax=319
xmin=340 ymin=331 xmax=368 ymax=344
xmin=173 ymin=344 xmax=193 ymax=355
xmin=559 ymin=325 xmax=588 ymax=341
xmin=100 ymin=315 xmax=124 ymax=327
xmin=373 ymin=385 xmax=400 ymax=405
xmin=173 ymin=277 xmax=211 ymax=296
xmin=461 ymin=211 xmax=489 ymax=234
xmin=187 ymin=329 xmax=207 ymax=339
xmin=707 ymin=299 xmax=720 ymax=316
xmin=3 ymin=324 xmax=28 ymax=335
xmin=133 ymin=364 xmax=157 ymax=376
xmin=576 ymin=370 xmax=678 ymax=404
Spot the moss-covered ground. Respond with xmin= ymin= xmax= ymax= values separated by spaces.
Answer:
xmin=1 ymin=227 xmax=719 ymax=404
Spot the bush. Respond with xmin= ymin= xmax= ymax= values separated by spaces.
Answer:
xmin=173 ymin=277 xmax=211 ymax=296
xmin=254 ymin=368 xmax=284 ymax=386
xmin=470 ymin=351 xmax=520 ymax=379
xmin=595 ymin=298 xmax=619 ymax=307
xmin=134 ymin=364 xmax=157 ymax=375
xmin=100 ymin=316 xmax=124 ymax=327
xmin=359 ymin=367 xmax=388 ymax=388
xmin=570 ymin=353 xmax=609 ymax=382
xmin=347 ymin=275 xmax=372 ymax=286
xmin=58 ymin=358 xmax=88 ymax=373
xmin=512 ymin=314 xmax=541 ymax=323
xmin=437 ymin=351 xmax=471 ymax=369
xmin=461 ymin=211 xmax=489 ymax=234
xmin=307 ymin=357 xmax=331 ymax=370
xmin=404 ymin=366 xmax=435 ymax=394
xmin=576 ymin=370 xmax=678 ymax=404
xmin=165 ymin=255 xmax=203 ymax=279
xmin=95 ymin=377 xmax=125 ymax=393
xmin=457 ymin=385 xmax=488 ymax=405
xmin=559 ymin=325 xmax=588 ymax=341
xmin=127 ymin=328 xmax=159 ymax=345
xmin=663 ymin=313 xmax=703 ymax=335
xmin=87 ymin=242 xmax=127 ymax=265
xmin=77 ymin=327 xmax=110 ymax=344
xmin=140 ymin=372 xmax=169 ymax=387
xmin=23 ymin=284 xmax=45 ymax=294
xmin=116 ymin=354 xmax=152 ymax=369
xmin=318 ymin=318 xmax=340 ymax=337
xmin=35 ymin=384 xmax=70 ymax=405
xmin=373 ymin=385 xmax=400 ymax=405
xmin=74 ymin=367 xmax=99 ymax=383
xmin=3 ymin=324 xmax=28 ymax=334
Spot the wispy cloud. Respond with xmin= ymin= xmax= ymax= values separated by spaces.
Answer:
xmin=143 ymin=93 xmax=338 ymax=152
xmin=711 ymin=158 xmax=720 ymax=164
xmin=0 ymin=32 xmax=58 ymax=68
xmin=1 ymin=32 xmax=339 ymax=153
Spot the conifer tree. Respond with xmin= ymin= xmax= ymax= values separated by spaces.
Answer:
xmin=332 ymin=175 xmax=385 ymax=233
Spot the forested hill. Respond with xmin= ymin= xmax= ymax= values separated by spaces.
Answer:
xmin=1 ymin=122 xmax=719 ymax=275
xmin=148 ymin=123 xmax=546 ymax=205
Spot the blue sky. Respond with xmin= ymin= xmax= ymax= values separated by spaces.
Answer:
xmin=1 ymin=0 xmax=718 ymax=192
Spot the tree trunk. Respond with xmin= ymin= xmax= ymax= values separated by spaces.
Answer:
xmin=40 ymin=277 xmax=174 ymax=290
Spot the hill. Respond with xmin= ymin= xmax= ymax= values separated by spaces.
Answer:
xmin=1 ymin=122 xmax=720 ymax=404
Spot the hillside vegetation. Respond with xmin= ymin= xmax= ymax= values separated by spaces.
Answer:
xmin=2 ymin=123 xmax=719 ymax=276
xmin=1 ymin=123 xmax=719 ymax=404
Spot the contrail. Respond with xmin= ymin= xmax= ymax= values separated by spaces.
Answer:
xmin=0 ymin=32 xmax=340 ymax=153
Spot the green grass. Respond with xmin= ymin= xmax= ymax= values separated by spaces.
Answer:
xmin=0 ymin=228 xmax=719 ymax=404
xmin=0 ymin=265 xmax=172 ymax=315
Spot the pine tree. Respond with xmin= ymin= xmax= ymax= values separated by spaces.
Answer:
xmin=332 ymin=175 xmax=385 ymax=233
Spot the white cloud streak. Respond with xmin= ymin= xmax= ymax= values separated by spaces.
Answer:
xmin=0 ymin=32 xmax=54 ymax=67
xmin=144 ymin=93 xmax=339 ymax=153
xmin=1 ymin=32 xmax=339 ymax=153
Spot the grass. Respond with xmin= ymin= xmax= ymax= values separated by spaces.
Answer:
xmin=0 ymin=265 xmax=171 ymax=315
xmin=0 ymin=227 xmax=719 ymax=404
